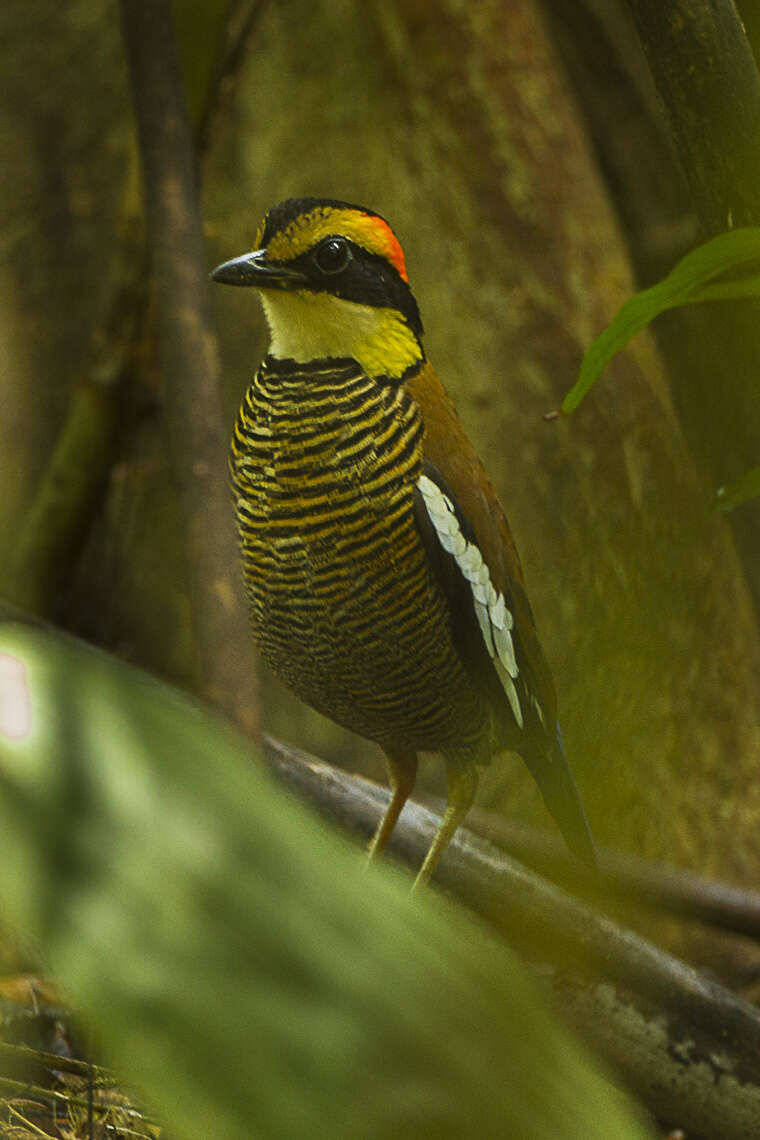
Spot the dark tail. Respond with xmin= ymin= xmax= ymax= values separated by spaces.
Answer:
xmin=525 ymin=724 xmax=596 ymax=867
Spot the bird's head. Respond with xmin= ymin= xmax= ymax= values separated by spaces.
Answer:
xmin=211 ymin=197 xmax=425 ymax=382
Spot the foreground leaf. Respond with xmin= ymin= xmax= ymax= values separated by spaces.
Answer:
xmin=562 ymin=227 xmax=760 ymax=413
xmin=0 ymin=615 xmax=652 ymax=1140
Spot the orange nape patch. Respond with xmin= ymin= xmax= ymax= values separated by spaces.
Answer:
xmin=264 ymin=206 xmax=409 ymax=282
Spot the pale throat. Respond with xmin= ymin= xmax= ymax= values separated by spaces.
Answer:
xmin=259 ymin=289 xmax=423 ymax=380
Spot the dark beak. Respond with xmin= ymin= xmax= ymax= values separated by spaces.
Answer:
xmin=210 ymin=249 xmax=307 ymax=289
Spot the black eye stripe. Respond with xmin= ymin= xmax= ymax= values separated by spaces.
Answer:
xmin=274 ymin=239 xmax=424 ymax=340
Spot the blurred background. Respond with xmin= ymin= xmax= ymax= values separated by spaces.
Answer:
xmin=2 ymin=0 xmax=760 ymax=952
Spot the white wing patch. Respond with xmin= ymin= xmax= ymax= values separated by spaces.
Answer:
xmin=417 ymin=473 xmax=524 ymax=729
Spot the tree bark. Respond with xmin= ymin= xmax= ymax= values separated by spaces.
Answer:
xmin=626 ymin=0 xmax=760 ymax=233
xmin=119 ymin=0 xmax=259 ymax=736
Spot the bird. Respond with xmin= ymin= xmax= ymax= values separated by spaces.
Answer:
xmin=211 ymin=196 xmax=594 ymax=887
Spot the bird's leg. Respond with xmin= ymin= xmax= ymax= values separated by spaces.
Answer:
xmin=367 ymin=748 xmax=418 ymax=863
xmin=413 ymin=762 xmax=478 ymax=890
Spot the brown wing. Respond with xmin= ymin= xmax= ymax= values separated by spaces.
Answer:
xmin=408 ymin=362 xmax=558 ymax=737
xmin=409 ymin=363 xmax=595 ymax=866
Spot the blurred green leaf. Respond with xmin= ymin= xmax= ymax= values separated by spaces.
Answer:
xmin=0 ymin=615 xmax=653 ymax=1140
xmin=717 ymin=465 xmax=760 ymax=511
xmin=562 ymin=227 xmax=760 ymax=413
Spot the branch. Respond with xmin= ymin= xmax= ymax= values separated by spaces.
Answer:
xmin=195 ymin=0 xmax=267 ymax=156
xmin=119 ymin=0 xmax=259 ymax=736
xmin=462 ymin=805 xmax=760 ymax=942
xmin=625 ymin=0 xmax=760 ymax=232
xmin=263 ymin=735 xmax=760 ymax=1140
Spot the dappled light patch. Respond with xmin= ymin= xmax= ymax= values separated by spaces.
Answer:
xmin=0 ymin=653 xmax=31 ymax=741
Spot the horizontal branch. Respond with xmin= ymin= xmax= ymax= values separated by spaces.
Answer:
xmin=461 ymin=805 xmax=760 ymax=942
xmin=0 ymin=1040 xmax=110 ymax=1084
xmin=263 ymin=735 xmax=760 ymax=1140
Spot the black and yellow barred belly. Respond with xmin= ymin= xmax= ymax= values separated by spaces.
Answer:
xmin=230 ymin=355 xmax=490 ymax=758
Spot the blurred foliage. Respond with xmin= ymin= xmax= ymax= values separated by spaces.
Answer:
xmin=0 ymin=618 xmax=652 ymax=1140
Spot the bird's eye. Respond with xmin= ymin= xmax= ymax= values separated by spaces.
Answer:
xmin=314 ymin=237 xmax=351 ymax=274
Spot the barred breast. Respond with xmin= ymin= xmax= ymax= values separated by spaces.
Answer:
xmin=229 ymin=355 xmax=489 ymax=757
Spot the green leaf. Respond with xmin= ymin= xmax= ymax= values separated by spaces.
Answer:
xmin=562 ymin=227 xmax=760 ymax=413
xmin=0 ymin=614 xmax=653 ymax=1140
xmin=717 ymin=465 xmax=760 ymax=511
